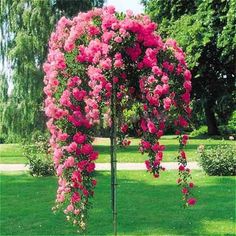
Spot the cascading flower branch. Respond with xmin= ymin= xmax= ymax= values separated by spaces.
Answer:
xmin=43 ymin=5 xmax=196 ymax=231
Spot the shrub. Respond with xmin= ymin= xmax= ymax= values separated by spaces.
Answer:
xmin=198 ymin=142 xmax=236 ymax=176
xmin=218 ymin=111 xmax=236 ymax=136
xmin=190 ymin=126 xmax=208 ymax=137
xmin=23 ymin=134 xmax=54 ymax=177
xmin=0 ymin=134 xmax=6 ymax=144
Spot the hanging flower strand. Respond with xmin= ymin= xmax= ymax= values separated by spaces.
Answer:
xmin=43 ymin=5 xmax=196 ymax=231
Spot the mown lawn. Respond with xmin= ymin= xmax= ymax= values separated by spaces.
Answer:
xmin=0 ymin=170 xmax=235 ymax=235
xmin=0 ymin=144 xmax=26 ymax=164
xmin=0 ymin=137 xmax=234 ymax=164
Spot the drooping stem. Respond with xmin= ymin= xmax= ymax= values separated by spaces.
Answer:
xmin=110 ymin=79 xmax=117 ymax=235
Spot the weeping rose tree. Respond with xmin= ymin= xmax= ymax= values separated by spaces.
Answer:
xmin=43 ymin=6 xmax=196 ymax=231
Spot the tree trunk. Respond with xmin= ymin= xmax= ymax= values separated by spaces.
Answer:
xmin=205 ymin=101 xmax=219 ymax=135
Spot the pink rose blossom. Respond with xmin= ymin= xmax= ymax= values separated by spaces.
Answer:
xmin=152 ymin=66 xmax=162 ymax=76
xmin=71 ymin=192 xmax=81 ymax=203
xmin=188 ymin=198 xmax=196 ymax=205
xmin=64 ymin=156 xmax=75 ymax=168
xmin=189 ymin=182 xmax=194 ymax=188
xmin=57 ymin=194 xmax=65 ymax=203
xmin=152 ymin=143 xmax=159 ymax=152
xmin=92 ymin=179 xmax=97 ymax=186
xmin=66 ymin=142 xmax=77 ymax=152
xmin=87 ymin=162 xmax=95 ymax=173
xmin=73 ymin=133 xmax=86 ymax=144
xmin=56 ymin=164 xmax=63 ymax=176
xmin=81 ymin=144 xmax=93 ymax=155
xmin=67 ymin=204 xmax=74 ymax=212
xmin=74 ymin=209 xmax=80 ymax=215
xmin=145 ymin=160 xmax=151 ymax=171
xmin=72 ymin=170 xmax=82 ymax=182
xmin=184 ymin=69 xmax=192 ymax=80
xmin=180 ymin=150 xmax=186 ymax=159
xmin=179 ymin=165 xmax=185 ymax=171
xmin=182 ymin=188 xmax=188 ymax=195
xmin=100 ymin=58 xmax=112 ymax=70
xmin=73 ymin=88 xmax=87 ymax=101
xmin=140 ymin=119 xmax=147 ymax=131
xmin=83 ymin=189 xmax=89 ymax=196
xmin=141 ymin=140 xmax=151 ymax=150
xmin=89 ymin=151 xmax=99 ymax=161
xmin=147 ymin=120 xmax=157 ymax=134
xmin=114 ymin=36 xmax=122 ymax=43
xmin=183 ymin=81 xmax=192 ymax=90
xmin=155 ymin=152 xmax=163 ymax=161
xmin=121 ymin=124 xmax=129 ymax=133
xmin=161 ymin=75 xmax=169 ymax=84
xmin=163 ymin=97 xmax=172 ymax=110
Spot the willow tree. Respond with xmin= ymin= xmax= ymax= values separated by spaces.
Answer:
xmin=0 ymin=0 xmax=55 ymax=141
xmin=0 ymin=0 xmax=104 ymax=142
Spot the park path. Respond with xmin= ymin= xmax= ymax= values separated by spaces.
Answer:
xmin=0 ymin=162 xmax=201 ymax=172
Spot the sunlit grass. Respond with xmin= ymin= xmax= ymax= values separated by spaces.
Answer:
xmin=0 ymin=137 xmax=233 ymax=164
xmin=0 ymin=144 xmax=26 ymax=164
xmin=0 ymin=170 xmax=235 ymax=235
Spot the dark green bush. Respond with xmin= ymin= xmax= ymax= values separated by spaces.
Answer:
xmin=198 ymin=142 xmax=236 ymax=176
xmin=218 ymin=111 xmax=236 ymax=136
xmin=23 ymin=134 xmax=55 ymax=177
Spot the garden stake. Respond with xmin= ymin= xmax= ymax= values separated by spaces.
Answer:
xmin=110 ymin=78 xmax=117 ymax=236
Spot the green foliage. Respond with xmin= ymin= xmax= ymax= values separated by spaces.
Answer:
xmin=144 ymin=0 xmax=236 ymax=135
xmin=123 ymin=103 xmax=141 ymax=124
xmin=190 ymin=126 xmax=208 ymax=138
xmin=198 ymin=142 xmax=236 ymax=176
xmin=53 ymin=0 xmax=104 ymax=17
xmin=217 ymin=0 xmax=236 ymax=60
xmin=23 ymin=134 xmax=54 ymax=176
xmin=227 ymin=110 xmax=236 ymax=132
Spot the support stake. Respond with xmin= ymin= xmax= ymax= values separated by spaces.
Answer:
xmin=110 ymin=79 xmax=117 ymax=236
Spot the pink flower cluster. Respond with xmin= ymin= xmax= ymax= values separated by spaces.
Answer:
xmin=44 ymin=5 xmax=196 ymax=230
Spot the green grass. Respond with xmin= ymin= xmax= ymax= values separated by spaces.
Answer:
xmin=0 ymin=144 xmax=26 ymax=164
xmin=0 ymin=137 xmax=234 ymax=164
xmin=0 ymin=171 xmax=235 ymax=235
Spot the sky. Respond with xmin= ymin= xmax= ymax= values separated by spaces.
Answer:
xmin=105 ymin=0 xmax=144 ymax=14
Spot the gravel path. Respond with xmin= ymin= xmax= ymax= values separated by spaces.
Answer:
xmin=0 ymin=162 xmax=201 ymax=172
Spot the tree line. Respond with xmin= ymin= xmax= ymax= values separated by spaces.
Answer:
xmin=0 ymin=0 xmax=104 ymax=142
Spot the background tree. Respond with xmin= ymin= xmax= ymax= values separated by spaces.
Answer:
xmin=143 ymin=0 xmax=236 ymax=135
xmin=0 ymin=0 xmax=104 ymax=142
xmin=0 ymin=0 xmax=56 ymax=142
xmin=54 ymin=0 xmax=104 ymax=17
